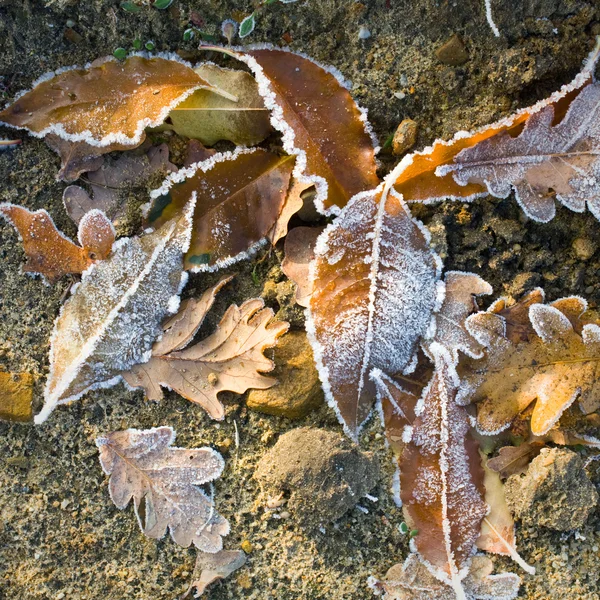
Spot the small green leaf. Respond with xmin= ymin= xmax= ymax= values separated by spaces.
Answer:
xmin=398 ymin=522 xmax=409 ymax=535
xmin=198 ymin=32 xmax=220 ymax=43
xmin=409 ymin=529 xmax=419 ymax=538
xmin=239 ymin=14 xmax=256 ymax=38
xmin=132 ymin=38 xmax=142 ymax=50
xmin=153 ymin=0 xmax=173 ymax=8
xmin=113 ymin=48 xmax=128 ymax=60
xmin=183 ymin=28 xmax=195 ymax=42
xmin=145 ymin=40 xmax=155 ymax=51
xmin=121 ymin=1 xmax=142 ymax=12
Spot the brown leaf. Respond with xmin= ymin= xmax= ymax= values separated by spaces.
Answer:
xmin=487 ymin=443 xmax=544 ymax=479
xmin=0 ymin=371 xmax=33 ymax=422
xmin=123 ymin=284 xmax=289 ymax=420
xmin=209 ymin=46 xmax=380 ymax=213
xmin=267 ymin=179 xmax=314 ymax=246
xmin=388 ymin=41 xmax=600 ymax=217
xmin=182 ymin=550 xmax=246 ymax=598
xmin=184 ymin=139 xmax=216 ymax=167
xmin=370 ymin=553 xmax=521 ymax=600
xmin=307 ymin=187 xmax=442 ymax=439
xmin=96 ymin=426 xmax=229 ymax=551
xmin=280 ymin=226 xmax=323 ymax=308
xmin=146 ymin=149 xmax=295 ymax=271
xmin=400 ymin=344 xmax=487 ymax=597
xmin=0 ymin=203 xmax=114 ymax=283
xmin=167 ymin=63 xmax=271 ymax=146
xmin=0 ymin=55 xmax=233 ymax=147
xmin=459 ymin=293 xmax=600 ymax=436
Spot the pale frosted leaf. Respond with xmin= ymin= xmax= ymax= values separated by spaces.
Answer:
xmin=36 ymin=198 xmax=195 ymax=424
xmin=123 ymin=298 xmax=289 ymax=420
xmin=307 ymin=187 xmax=442 ymax=439
xmin=182 ymin=550 xmax=246 ymax=598
xmin=400 ymin=344 xmax=487 ymax=597
xmin=370 ymin=553 xmax=520 ymax=600
xmin=96 ymin=426 xmax=229 ymax=552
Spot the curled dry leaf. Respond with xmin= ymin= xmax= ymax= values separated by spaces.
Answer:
xmin=307 ymin=187 xmax=442 ymax=439
xmin=209 ymin=46 xmax=380 ymax=213
xmin=0 ymin=203 xmax=114 ymax=283
xmin=123 ymin=279 xmax=289 ymax=420
xmin=167 ymin=63 xmax=271 ymax=146
xmin=36 ymin=198 xmax=195 ymax=424
xmin=0 ymin=371 xmax=34 ymax=422
xmin=370 ymin=553 xmax=520 ymax=600
xmin=63 ymin=142 xmax=176 ymax=225
xmin=0 ymin=55 xmax=233 ymax=147
xmin=147 ymin=148 xmax=295 ymax=271
xmin=267 ymin=179 xmax=314 ymax=246
xmin=96 ymin=426 xmax=229 ymax=552
xmin=459 ymin=292 xmax=600 ymax=436
xmin=487 ymin=443 xmax=544 ymax=479
xmin=182 ymin=550 xmax=246 ymax=598
xmin=388 ymin=40 xmax=600 ymax=221
xmin=400 ymin=344 xmax=487 ymax=599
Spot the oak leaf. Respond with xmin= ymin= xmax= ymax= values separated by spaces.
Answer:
xmin=96 ymin=426 xmax=229 ymax=552
xmin=400 ymin=344 xmax=487 ymax=598
xmin=307 ymin=187 xmax=443 ymax=439
xmin=147 ymin=148 xmax=295 ymax=271
xmin=0 ymin=203 xmax=115 ymax=283
xmin=0 ymin=55 xmax=233 ymax=147
xmin=123 ymin=279 xmax=289 ymax=420
xmin=36 ymin=198 xmax=195 ymax=424
xmin=209 ymin=46 xmax=380 ymax=214
xmin=167 ymin=63 xmax=271 ymax=146
xmin=459 ymin=293 xmax=600 ymax=435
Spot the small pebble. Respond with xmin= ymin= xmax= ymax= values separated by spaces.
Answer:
xmin=392 ymin=119 xmax=418 ymax=156
xmin=572 ymin=237 xmax=596 ymax=260
xmin=241 ymin=539 xmax=254 ymax=553
xmin=435 ymin=34 xmax=469 ymax=66
xmin=358 ymin=26 xmax=371 ymax=39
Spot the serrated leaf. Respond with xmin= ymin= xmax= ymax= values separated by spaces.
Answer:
xmin=0 ymin=204 xmax=114 ymax=283
xmin=0 ymin=55 xmax=234 ymax=147
xmin=123 ymin=283 xmax=289 ymax=420
xmin=35 ymin=198 xmax=195 ymax=424
xmin=167 ymin=63 xmax=271 ymax=146
xmin=147 ymin=148 xmax=295 ymax=271
xmin=459 ymin=293 xmax=600 ymax=435
xmin=96 ymin=426 xmax=229 ymax=551
xmin=307 ymin=187 xmax=442 ymax=439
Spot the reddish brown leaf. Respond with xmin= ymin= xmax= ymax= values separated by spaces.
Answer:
xmin=487 ymin=443 xmax=544 ymax=479
xmin=208 ymin=46 xmax=380 ymax=213
xmin=0 ymin=204 xmax=114 ymax=283
xmin=146 ymin=148 xmax=295 ymax=271
xmin=183 ymin=139 xmax=216 ymax=167
xmin=267 ymin=179 xmax=313 ymax=246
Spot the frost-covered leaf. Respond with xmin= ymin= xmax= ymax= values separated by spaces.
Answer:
xmin=388 ymin=41 xmax=600 ymax=209
xmin=182 ymin=550 xmax=246 ymax=598
xmin=209 ymin=46 xmax=380 ymax=213
xmin=147 ymin=148 xmax=294 ymax=271
xmin=307 ymin=187 xmax=442 ymax=439
xmin=123 ymin=285 xmax=289 ymax=420
xmin=167 ymin=63 xmax=271 ymax=147
xmin=370 ymin=553 xmax=520 ymax=600
xmin=267 ymin=179 xmax=313 ymax=245
xmin=63 ymin=142 xmax=176 ymax=225
xmin=487 ymin=443 xmax=544 ymax=479
xmin=0 ymin=55 xmax=233 ymax=147
xmin=439 ymin=83 xmax=600 ymax=222
xmin=426 ymin=271 xmax=492 ymax=362
xmin=96 ymin=426 xmax=229 ymax=551
xmin=0 ymin=203 xmax=114 ymax=283
xmin=459 ymin=293 xmax=600 ymax=435
xmin=239 ymin=14 xmax=256 ymax=38
xmin=400 ymin=344 xmax=487 ymax=598
xmin=281 ymin=226 xmax=323 ymax=308
xmin=0 ymin=371 xmax=33 ymax=423
xmin=36 ymin=198 xmax=195 ymax=424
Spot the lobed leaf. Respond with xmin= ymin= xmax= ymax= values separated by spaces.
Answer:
xmin=96 ymin=426 xmax=229 ymax=551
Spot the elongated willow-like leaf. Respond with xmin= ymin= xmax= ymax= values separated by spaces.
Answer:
xmin=459 ymin=293 xmax=600 ymax=436
xmin=96 ymin=426 xmax=229 ymax=552
xmin=167 ymin=63 xmax=271 ymax=146
xmin=36 ymin=198 xmax=195 ymax=424
xmin=400 ymin=344 xmax=487 ymax=600
xmin=147 ymin=148 xmax=295 ymax=271
xmin=307 ymin=187 xmax=443 ymax=439
xmin=0 ymin=55 xmax=233 ymax=147
xmin=206 ymin=46 xmax=380 ymax=214
xmin=387 ymin=40 xmax=600 ymax=214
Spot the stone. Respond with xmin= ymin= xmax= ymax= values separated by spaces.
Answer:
xmin=572 ymin=237 xmax=596 ymax=261
xmin=255 ymin=427 xmax=379 ymax=529
xmin=247 ymin=331 xmax=323 ymax=418
xmin=504 ymin=447 xmax=598 ymax=531
xmin=435 ymin=34 xmax=469 ymax=66
xmin=392 ymin=119 xmax=418 ymax=156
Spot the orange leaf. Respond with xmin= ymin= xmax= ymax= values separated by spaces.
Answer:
xmin=0 ymin=204 xmax=114 ymax=283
